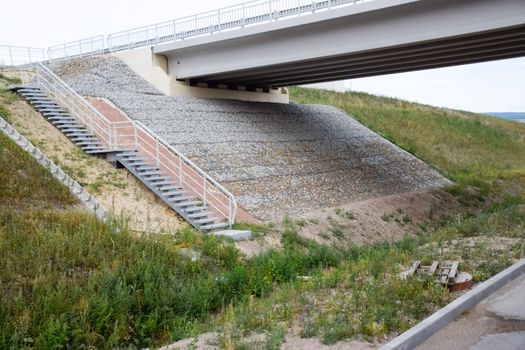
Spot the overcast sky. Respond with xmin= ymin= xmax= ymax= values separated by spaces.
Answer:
xmin=1 ymin=0 xmax=523 ymax=113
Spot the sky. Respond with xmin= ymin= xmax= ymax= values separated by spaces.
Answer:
xmin=1 ymin=0 xmax=524 ymax=113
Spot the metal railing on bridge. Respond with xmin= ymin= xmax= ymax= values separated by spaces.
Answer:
xmin=47 ymin=35 xmax=105 ymax=61
xmin=3 ymin=1 xmax=374 ymax=63
xmin=107 ymin=0 xmax=371 ymax=52
xmin=0 ymin=45 xmax=45 ymax=67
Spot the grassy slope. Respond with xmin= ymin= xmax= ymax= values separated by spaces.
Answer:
xmin=0 ymin=76 xmax=524 ymax=349
xmin=289 ymin=87 xmax=525 ymax=185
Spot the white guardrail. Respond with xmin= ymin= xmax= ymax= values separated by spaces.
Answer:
xmin=33 ymin=62 xmax=237 ymax=226
xmin=107 ymin=0 xmax=369 ymax=51
xmin=0 ymin=45 xmax=45 ymax=67
xmin=2 ymin=0 xmax=372 ymax=62
xmin=47 ymin=35 xmax=105 ymax=61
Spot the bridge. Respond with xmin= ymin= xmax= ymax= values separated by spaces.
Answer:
xmin=152 ymin=0 xmax=525 ymax=89
xmin=2 ymin=0 xmax=524 ymax=102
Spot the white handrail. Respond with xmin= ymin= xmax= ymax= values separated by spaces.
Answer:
xmin=32 ymin=63 xmax=237 ymax=226
xmin=34 ymin=62 xmax=116 ymax=149
xmin=107 ymin=0 xmax=370 ymax=52
xmin=134 ymin=121 xmax=237 ymax=225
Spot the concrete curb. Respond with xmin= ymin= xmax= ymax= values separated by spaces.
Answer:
xmin=380 ymin=259 xmax=525 ymax=350
xmin=0 ymin=116 xmax=109 ymax=220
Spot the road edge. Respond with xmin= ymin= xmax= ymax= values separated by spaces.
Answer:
xmin=380 ymin=258 xmax=525 ymax=350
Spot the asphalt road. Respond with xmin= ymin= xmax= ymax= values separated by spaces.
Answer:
xmin=417 ymin=274 xmax=525 ymax=350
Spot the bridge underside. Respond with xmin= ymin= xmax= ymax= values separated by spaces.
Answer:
xmin=191 ymin=25 xmax=525 ymax=89
xmin=155 ymin=0 xmax=525 ymax=90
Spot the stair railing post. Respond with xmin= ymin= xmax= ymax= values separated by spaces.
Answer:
xmin=218 ymin=9 xmax=221 ymax=32
xmin=111 ymin=123 xmax=116 ymax=150
xmin=173 ymin=20 xmax=177 ymax=40
xmin=134 ymin=124 xmax=138 ymax=149
xmin=269 ymin=0 xmax=273 ymax=21
xmin=178 ymin=157 xmax=183 ymax=186
xmin=229 ymin=197 xmax=233 ymax=227
xmin=8 ymin=46 xmax=13 ymax=67
xmin=242 ymin=4 xmax=246 ymax=27
xmin=203 ymin=178 xmax=207 ymax=205
xmin=155 ymin=138 xmax=160 ymax=166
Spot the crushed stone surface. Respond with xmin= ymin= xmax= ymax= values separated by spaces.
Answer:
xmin=49 ymin=56 xmax=450 ymax=220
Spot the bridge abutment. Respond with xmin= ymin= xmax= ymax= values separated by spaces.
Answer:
xmin=114 ymin=47 xmax=289 ymax=103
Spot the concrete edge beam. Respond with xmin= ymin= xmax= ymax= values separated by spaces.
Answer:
xmin=0 ymin=115 xmax=109 ymax=221
xmin=380 ymin=258 xmax=525 ymax=350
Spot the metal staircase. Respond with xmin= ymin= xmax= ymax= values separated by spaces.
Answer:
xmin=13 ymin=85 xmax=111 ymax=155
xmin=115 ymin=150 xmax=229 ymax=231
xmin=12 ymin=79 xmax=232 ymax=232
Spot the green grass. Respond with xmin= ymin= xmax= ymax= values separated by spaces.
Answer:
xmin=1 ymin=81 xmax=524 ymax=348
xmin=0 ymin=133 xmax=76 ymax=209
xmin=289 ymin=87 xmax=525 ymax=185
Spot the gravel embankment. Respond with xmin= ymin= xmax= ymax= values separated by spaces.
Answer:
xmin=49 ymin=56 xmax=450 ymax=220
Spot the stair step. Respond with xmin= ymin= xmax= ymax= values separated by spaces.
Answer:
xmin=19 ymin=87 xmax=43 ymax=91
xmin=119 ymin=151 xmax=140 ymax=157
xmin=46 ymin=116 xmax=77 ymax=123
xmin=76 ymin=140 xmax=101 ymax=146
xmin=38 ymin=106 xmax=64 ymax=110
xmin=194 ymin=217 xmax=218 ymax=225
xmin=66 ymin=132 xmax=91 ymax=137
xmin=51 ymin=120 xmax=80 ymax=126
xmin=158 ymin=185 xmax=183 ymax=192
xmin=173 ymin=201 xmax=203 ymax=208
xmin=162 ymin=191 xmax=186 ymax=198
xmin=62 ymin=130 xmax=88 ymax=135
xmin=200 ymin=222 xmax=229 ymax=231
xmin=146 ymin=176 xmax=173 ymax=183
xmin=135 ymin=165 xmax=160 ymax=171
xmin=31 ymin=101 xmax=57 ymax=105
xmin=187 ymin=212 xmax=209 ymax=219
xmin=153 ymin=182 xmax=178 ymax=188
xmin=120 ymin=156 xmax=148 ymax=163
xmin=183 ymin=206 xmax=209 ymax=213
xmin=70 ymin=135 xmax=95 ymax=141
xmin=20 ymin=92 xmax=46 ymax=97
xmin=81 ymin=145 xmax=105 ymax=151
xmin=47 ymin=115 xmax=75 ymax=121
xmin=138 ymin=171 xmax=163 ymax=177
xmin=168 ymin=195 xmax=194 ymax=203
xmin=85 ymin=148 xmax=111 ymax=155
xmin=43 ymin=110 xmax=70 ymax=115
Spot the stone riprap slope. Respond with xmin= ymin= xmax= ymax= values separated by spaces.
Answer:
xmin=49 ymin=56 xmax=449 ymax=220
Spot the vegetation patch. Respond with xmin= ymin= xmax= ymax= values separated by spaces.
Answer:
xmin=1 ymin=85 xmax=524 ymax=349
xmin=289 ymin=87 xmax=525 ymax=187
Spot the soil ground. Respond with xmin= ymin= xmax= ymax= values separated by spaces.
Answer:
xmin=237 ymin=189 xmax=462 ymax=257
xmin=5 ymin=95 xmax=185 ymax=232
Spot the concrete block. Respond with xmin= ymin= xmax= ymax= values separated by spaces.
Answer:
xmin=211 ymin=229 xmax=252 ymax=240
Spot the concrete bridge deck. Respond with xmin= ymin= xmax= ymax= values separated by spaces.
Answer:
xmin=154 ymin=0 xmax=525 ymax=89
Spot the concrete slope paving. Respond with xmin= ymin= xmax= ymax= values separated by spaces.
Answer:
xmin=49 ymin=56 xmax=449 ymax=221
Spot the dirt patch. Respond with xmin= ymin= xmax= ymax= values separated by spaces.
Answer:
xmin=162 ymin=331 xmax=381 ymax=350
xmin=6 ymin=97 xmax=184 ymax=232
xmin=236 ymin=189 xmax=463 ymax=257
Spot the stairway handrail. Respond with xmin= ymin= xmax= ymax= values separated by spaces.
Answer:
xmin=34 ymin=62 xmax=116 ymax=149
xmin=134 ymin=120 xmax=238 ymax=225
xmin=32 ymin=63 xmax=237 ymax=226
